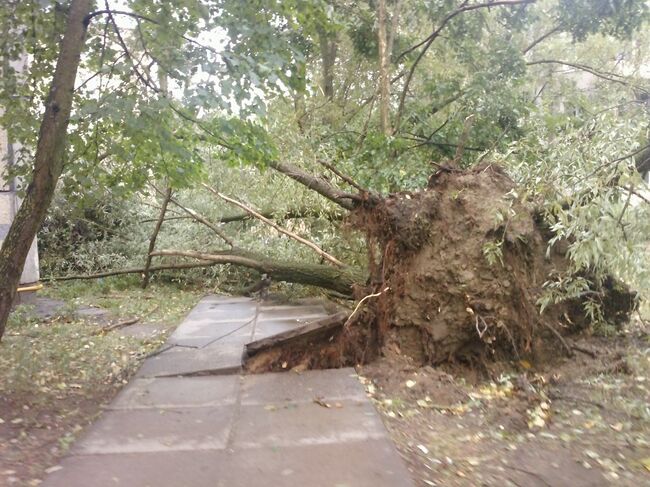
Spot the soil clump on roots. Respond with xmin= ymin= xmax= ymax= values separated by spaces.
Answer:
xmin=244 ymin=164 xmax=636 ymax=373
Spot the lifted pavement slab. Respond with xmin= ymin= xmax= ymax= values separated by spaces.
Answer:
xmin=42 ymin=295 xmax=415 ymax=487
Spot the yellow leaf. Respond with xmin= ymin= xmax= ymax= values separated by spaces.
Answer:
xmin=641 ymin=457 xmax=650 ymax=472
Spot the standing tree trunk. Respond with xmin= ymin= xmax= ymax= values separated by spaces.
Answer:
xmin=377 ymin=0 xmax=391 ymax=136
xmin=317 ymin=27 xmax=338 ymax=101
xmin=0 ymin=0 xmax=92 ymax=340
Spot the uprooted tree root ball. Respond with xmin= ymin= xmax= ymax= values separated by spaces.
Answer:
xmin=244 ymin=164 xmax=637 ymax=373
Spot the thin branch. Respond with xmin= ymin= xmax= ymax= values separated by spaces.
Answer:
xmin=201 ymin=183 xmax=345 ymax=267
xmin=103 ymin=1 xmax=160 ymax=93
xmin=526 ymin=59 xmax=632 ymax=87
xmin=523 ymin=25 xmax=561 ymax=54
xmin=581 ymin=143 xmax=650 ymax=182
xmin=140 ymin=215 xmax=192 ymax=224
xmin=625 ymin=185 xmax=650 ymax=205
xmin=152 ymin=185 xmax=234 ymax=247
xmin=395 ymin=0 xmax=536 ymax=130
xmin=42 ymin=261 xmax=218 ymax=282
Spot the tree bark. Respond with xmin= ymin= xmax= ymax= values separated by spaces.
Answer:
xmin=142 ymin=186 xmax=172 ymax=288
xmin=267 ymin=160 xmax=365 ymax=210
xmin=377 ymin=0 xmax=391 ymax=135
xmin=0 ymin=0 xmax=92 ymax=340
xmin=151 ymin=249 xmax=364 ymax=296
xmin=317 ymin=27 xmax=338 ymax=100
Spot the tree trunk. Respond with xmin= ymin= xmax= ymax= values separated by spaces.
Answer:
xmin=317 ymin=27 xmax=337 ymax=101
xmin=377 ymin=0 xmax=391 ymax=135
xmin=151 ymin=249 xmax=364 ymax=296
xmin=0 ymin=0 xmax=92 ymax=340
xmin=142 ymin=186 xmax=172 ymax=288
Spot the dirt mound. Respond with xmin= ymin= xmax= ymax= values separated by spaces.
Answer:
xmin=355 ymin=163 xmax=636 ymax=365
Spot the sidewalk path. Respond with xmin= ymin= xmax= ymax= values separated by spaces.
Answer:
xmin=42 ymin=296 xmax=415 ymax=487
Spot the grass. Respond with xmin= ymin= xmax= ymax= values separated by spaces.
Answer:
xmin=1 ymin=277 xmax=203 ymax=408
xmin=0 ymin=277 xmax=205 ymax=485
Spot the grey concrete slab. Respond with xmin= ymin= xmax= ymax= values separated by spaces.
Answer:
xmin=252 ymin=318 xmax=304 ymax=340
xmin=109 ymin=376 xmax=239 ymax=410
xmin=136 ymin=342 xmax=244 ymax=377
xmin=167 ymin=320 xmax=254 ymax=348
xmin=241 ymin=368 xmax=366 ymax=405
xmin=71 ymin=406 xmax=235 ymax=455
xmin=43 ymin=440 xmax=414 ymax=487
xmin=41 ymin=297 xmax=416 ymax=487
xmin=188 ymin=301 xmax=256 ymax=322
xmin=232 ymin=400 xmax=387 ymax=449
xmin=257 ymin=304 xmax=327 ymax=321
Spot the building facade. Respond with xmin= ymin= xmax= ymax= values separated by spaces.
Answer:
xmin=0 ymin=125 xmax=40 ymax=285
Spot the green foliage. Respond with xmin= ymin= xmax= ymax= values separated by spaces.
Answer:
xmin=557 ymin=0 xmax=649 ymax=41
xmin=1 ymin=280 xmax=201 ymax=405
xmin=500 ymin=111 xmax=649 ymax=321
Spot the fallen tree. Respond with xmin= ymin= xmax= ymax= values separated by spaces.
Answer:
xmin=144 ymin=160 xmax=637 ymax=368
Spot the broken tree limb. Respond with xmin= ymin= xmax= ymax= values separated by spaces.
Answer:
xmin=268 ymin=161 xmax=368 ymax=210
xmin=201 ymin=183 xmax=345 ymax=267
xmin=152 ymin=185 xmax=234 ymax=247
xmin=42 ymin=261 xmax=217 ymax=281
xmin=140 ymin=208 xmax=342 ymax=224
xmin=151 ymin=249 xmax=363 ymax=296
xmin=142 ymin=185 xmax=172 ymax=289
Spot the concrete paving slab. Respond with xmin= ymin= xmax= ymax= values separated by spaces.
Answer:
xmin=241 ymin=368 xmax=366 ymax=405
xmin=257 ymin=304 xmax=327 ymax=321
xmin=43 ymin=440 xmax=414 ymax=487
xmin=110 ymin=376 xmax=239 ymax=410
xmin=41 ymin=296 xmax=416 ymax=487
xmin=71 ymin=406 xmax=235 ymax=455
xmin=189 ymin=302 xmax=256 ymax=322
xmin=167 ymin=321 xmax=254 ymax=348
xmin=232 ymin=400 xmax=386 ymax=449
xmin=252 ymin=318 xmax=304 ymax=340
xmin=136 ymin=342 xmax=244 ymax=377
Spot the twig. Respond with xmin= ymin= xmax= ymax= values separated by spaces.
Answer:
xmin=201 ymin=183 xmax=345 ymax=267
xmin=93 ymin=317 xmax=139 ymax=334
xmin=526 ymin=59 xmax=637 ymax=88
xmin=523 ymin=25 xmax=562 ymax=54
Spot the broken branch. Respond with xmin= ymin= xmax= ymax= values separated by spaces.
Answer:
xmin=201 ymin=183 xmax=345 ymax=267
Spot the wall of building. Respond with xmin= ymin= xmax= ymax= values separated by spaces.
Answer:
xmin=0 ymin=121 xmax=40 ymax=285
